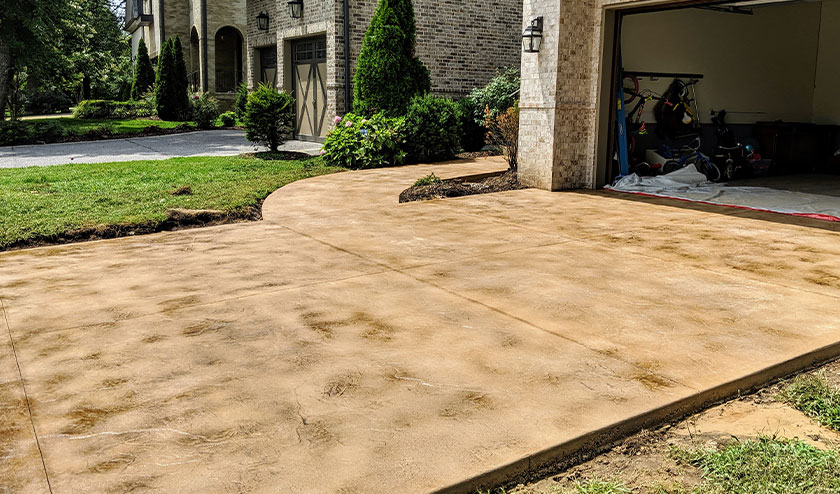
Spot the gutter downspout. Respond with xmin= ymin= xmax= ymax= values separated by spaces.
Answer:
xmin=158 ymin=0 xmax=166 ymax=48
xmin=343 ymin=0 xmax=351 ymax=113
xmin=201 ymin=0 xmax=209 ymax=91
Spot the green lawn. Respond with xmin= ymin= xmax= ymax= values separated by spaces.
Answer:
xmin=678 ymin=437 xmax=840 ymax=494
xmin=0 ymin=154 xmax=342 ymax=249
xmin=779 ymin=373 xmax=840 ymax=431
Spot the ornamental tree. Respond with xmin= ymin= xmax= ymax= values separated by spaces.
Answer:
xmin=352 ymin=0 xmax=430 ymax=116
xmin=155 ymin=37 xmax=190 ymax=120
xmin=131 ymin=38 xmax=155 ymax=100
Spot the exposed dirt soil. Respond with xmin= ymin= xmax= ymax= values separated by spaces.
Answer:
xmin=399 ymin=170 xmax=526 ymax=203
xmin=2 ymin=205 xmax=262 ymax=252
xmin=508 ymin=359 xmax=840 ymax=493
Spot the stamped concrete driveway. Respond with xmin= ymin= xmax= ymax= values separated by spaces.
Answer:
xmin=2 ymin=157 xmax=840 ymax=493
xmin=0 ymin=129 xmax=322 ymax=168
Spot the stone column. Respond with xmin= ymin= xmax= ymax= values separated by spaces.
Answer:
xmin=517 ymin=0 xmax=561 ymax=190
xmin=517 ymin=0 xmax=599 ymax=190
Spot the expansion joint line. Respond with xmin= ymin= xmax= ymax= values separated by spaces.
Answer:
xmin=1 ymin=297 xmax=53 ymax=494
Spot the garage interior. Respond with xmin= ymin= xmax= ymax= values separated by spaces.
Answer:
xmin=605 ymin=0 xmax=840 ymax=221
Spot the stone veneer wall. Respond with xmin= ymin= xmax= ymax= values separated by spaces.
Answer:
xmin=245 ymin=0 xmax=522 ymax=120
xmin=519 ymin=0 xmax=647 ymax=190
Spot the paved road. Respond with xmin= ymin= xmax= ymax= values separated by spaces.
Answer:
xmin=2 ymin=158 xmax=840 ymax=492
xmin=0 ymin=129 xmax=322 ymax=168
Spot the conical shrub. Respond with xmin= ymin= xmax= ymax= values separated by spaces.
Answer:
xmin=352 ymin=0 xmax=430 ymax=116
xmin=131 ymin=38 xmax=155 ymax=100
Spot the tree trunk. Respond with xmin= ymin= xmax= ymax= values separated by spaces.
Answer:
xmin=82 ymin=74 xmax=92 ymax=100
xmin=0 ymin=40 xmax=10 ymax=121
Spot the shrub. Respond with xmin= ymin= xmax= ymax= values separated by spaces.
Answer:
xmin=243 ymin=84 xmax=295 ymax=152
xmin=234 ymin=82 xmax=249 ymax=119
xmin=456 ymin=97 xmax=486 ymax=152
xmin=24 ymin=89 xmax=73 ymax=115
xmin=191 ymin=93 xmax=220 ymax=129
xmin=413 ymin=173 xmax=442 ymax=187
xmin=353 ymin=0 xmax=430 ymax=116
xmin=485 ymin=102 xmax=520 ymax=170
xmin=470 ymin=67 xmax=521 ymax=123
xmin=28 ymin=120 xmax=67 ymax=143
xmin=403 ymin=94 xmax=461 ymax=163
xmin=220 ymin=111 xmax=237 ymax=127
xmin=0 ymin=120 xmax=28 ymax=146
xmin=131 ymin=38 xmax=156 ymax=100
xmin=322 ymin=113 xmax=406 ymax=169
xmin=73 ymin=99 xmax=155 ymax=120
xmin=155 ymin=38 xmax=191 ymax=121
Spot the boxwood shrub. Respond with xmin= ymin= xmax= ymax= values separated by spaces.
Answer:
xmin=191 ymin=93 xmax=220 ymax=130
xmin=322 ymin=113 xmax=406 ymax=169
xmin=403 ymin=94 xmax=462 ymax=163
xmin=73 ymin=99 xmax=156 ymax=120
xmin=243 ymin=84 xmax=295 ymax=152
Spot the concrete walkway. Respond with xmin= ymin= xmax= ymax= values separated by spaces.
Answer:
xmin=0 ymin=129 xmax=322 ymax=168
xmin=2 ymin=157 xmax=840 ymax=493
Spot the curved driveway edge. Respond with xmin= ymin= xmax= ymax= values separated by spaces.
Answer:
xmin=1 ymin=157 xmax=840 ymax=493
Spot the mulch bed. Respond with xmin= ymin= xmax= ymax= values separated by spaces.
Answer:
xmin=399 ymin=169 xmax=526 ymax=203
xmin=456 ymin=149 xmax=503 ymax=160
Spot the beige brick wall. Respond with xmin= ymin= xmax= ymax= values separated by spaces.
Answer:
xmin=132 ymin=0 xmax=247 ymax=95
xmin=518 ymin=0 xmax=656 ymax=190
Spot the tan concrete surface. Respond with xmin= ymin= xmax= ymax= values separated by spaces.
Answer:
xmin=2 ymin=156 xmax=840 ymax=492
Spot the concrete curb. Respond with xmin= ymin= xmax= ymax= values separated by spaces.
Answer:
xmin=433 ymin=340 xmax=840 ymax=494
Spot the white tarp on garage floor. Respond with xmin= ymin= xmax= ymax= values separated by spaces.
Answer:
xmin=606 ymin=166 xmax=840 ymax=222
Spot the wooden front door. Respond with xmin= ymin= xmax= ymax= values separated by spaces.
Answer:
xmin=292 ymin=37 xmax=328 ymax=141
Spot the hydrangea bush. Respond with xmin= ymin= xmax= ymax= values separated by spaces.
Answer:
xmin=321 ymin=113 xmax=406 ymax=169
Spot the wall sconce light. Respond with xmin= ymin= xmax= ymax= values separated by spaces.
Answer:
xmin=522 ymin=17 xmax=543 ymax=53
xmin=257 ymin=11 xmax=270 ymax=31
xmin=288 ymin=0 xmax=304 ymax=19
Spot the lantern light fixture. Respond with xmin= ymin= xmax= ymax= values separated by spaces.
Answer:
xmin=288 ymin=0 xmax=304 ymax=19
xmin=256 ymin=11 xmax=270 ymax=31
xmin=522 ymin=17 xmax=544 ymax=53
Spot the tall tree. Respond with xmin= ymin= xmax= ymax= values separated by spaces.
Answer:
xmin=0 ymin=0 xmax=66 ymax=119
xmin=173 ymin=37 xmax=189 ymax=98
xmin=155 ymin=38 xmax=190 ymax=120
xmin=63 ymin=0 xmax=129 ymax=100
xmin=131 ymin=39 xmax=155 ymax=99
xmin=352 ymin=0 xmax=430 ymax=116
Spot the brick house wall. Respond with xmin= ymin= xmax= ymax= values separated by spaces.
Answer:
xmin=518 ymin=0 xmax=651 ymax=190
xmin=245 ymin=0 xmax=523 ymax=121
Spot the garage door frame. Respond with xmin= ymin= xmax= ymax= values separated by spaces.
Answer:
xmin=596 ymin=0 xmax=810 ymax=186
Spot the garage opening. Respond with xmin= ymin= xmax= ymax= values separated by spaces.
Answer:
xmin=603 ymin=0 xmax=840 ymax=221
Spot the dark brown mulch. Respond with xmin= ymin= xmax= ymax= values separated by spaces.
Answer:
xmin=399 ymin=170 xmax=526 ymax=203
xmin=456 ymin=149 xmax=503 ymax=160
xmin=2 ymin=205 xmax=262 ymax=252
xmin=241 ymin=151 xmax=314 ymax=161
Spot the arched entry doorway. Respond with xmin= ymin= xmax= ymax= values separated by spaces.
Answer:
xmin=215 ymin=26 xmax=243 ymax=93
